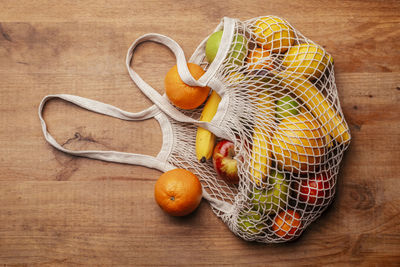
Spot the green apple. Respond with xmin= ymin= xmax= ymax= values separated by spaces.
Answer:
xmin=250 ymin=170 xmax=289 ymax=214
xmin=205 ymin=30 xmax=248 ymax=66
xmin=275 ymin=95 xmax=300 ymax=119
xmin=205 ymin=31 xmax=223 ymax=63
xmin=237 ymin=210 xmax=265 ymax=235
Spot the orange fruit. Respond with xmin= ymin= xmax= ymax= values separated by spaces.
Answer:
xmin=165 ymin=63 xmax=210 ymax=110
xmin=246 ymin=48 xmax=274 ymax=70
xmin=272 ymin=209 xmax=301 ymax=239
xmin=154 ymin=168 xmax=203 ymax=216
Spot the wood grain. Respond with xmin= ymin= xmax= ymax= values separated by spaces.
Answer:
xmin=1 ymin=0 xmax=399 ymax=265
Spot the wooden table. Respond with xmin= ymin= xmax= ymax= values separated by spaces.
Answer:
xmin=1 ymin=0 xmax=399 ymax=265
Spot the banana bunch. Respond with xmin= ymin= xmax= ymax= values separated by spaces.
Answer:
xmin=278 ymin=73 xmax=350 ymax=144
xmin=195 ymin=91 xmax=221 ymax=162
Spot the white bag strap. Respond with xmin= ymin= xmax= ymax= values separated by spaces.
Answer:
xmin=38 ymin=94 xmax=233 ymax=213
xmin=125 ymin=17 xmax=236 ymax=139
xmin=38 ymin=94 xmax=175 ymax=172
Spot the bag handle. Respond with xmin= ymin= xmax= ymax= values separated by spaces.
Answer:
xmin=38 ymin=94 xmax=175 ymax=172
xmin=38 ymin=94 xmax=234 ymax=213
xmin=125 ymin=17 xmax=236 ymax=139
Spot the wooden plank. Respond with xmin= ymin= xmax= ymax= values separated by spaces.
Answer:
xmin=1 ymin=0 xmax=399 ymax=23
xmin=0 ymin=5 xmax=399 ymax=75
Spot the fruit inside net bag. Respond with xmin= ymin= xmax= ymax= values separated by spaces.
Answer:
xmin=130 ymin=16 xmax=350 ymax=243
xmin=39 ymin=15 xmax=351 ymax=243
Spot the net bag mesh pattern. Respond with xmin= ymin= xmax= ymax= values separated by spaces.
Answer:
xmin=162 ymin=15 xmax=350 ymax=243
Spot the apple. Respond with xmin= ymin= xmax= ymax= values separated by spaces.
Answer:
xmin=212 ymin=140 xmax=239 ymax=184
xmin=295 ymin=171 xmax=333 ymax=205
xmin=275 ymin=95 xmax=300 ymax=119
xmin=250 ymin=170 xmax=289 ymax=214
xmin=205 ymin=31 xmax=223 ymax=63
xmin=205 ymin=30 xmax=248 ymax=66
xmin=272 ymin=209 xmax=301 ymax=239
xmin=237 ymin=210 xmax=266 ymax=235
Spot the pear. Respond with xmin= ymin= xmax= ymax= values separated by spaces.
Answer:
xmin=237 ymin=210 xmax=266 ymax=235
xmin=250 ymin=170 xmax=289 ymax=214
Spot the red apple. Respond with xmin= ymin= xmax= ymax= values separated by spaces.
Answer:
xmin=296 ymin=171 xmax=333 ymax=205
xmin=212 ymin=140 xmax=239 ymax=184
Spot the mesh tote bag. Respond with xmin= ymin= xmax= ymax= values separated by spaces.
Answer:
xmin=39 ymin=15 xmax=350 ymax=243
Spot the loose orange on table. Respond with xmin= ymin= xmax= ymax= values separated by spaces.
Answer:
xmin=272 ymin=209 xmax=301 ymax=239
xmin=165 ymin=63 xmax=210 ymax=110
xmin=154 ymin=168 xmax=203 ymax=216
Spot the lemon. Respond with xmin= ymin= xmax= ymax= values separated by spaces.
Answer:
xmin=253 ymin=16 xmax=295 ymax=54
xmin=271 ymin=113 xmax=326 ymax=173
xmin=282 ymin=43 xmax=330 ymax=80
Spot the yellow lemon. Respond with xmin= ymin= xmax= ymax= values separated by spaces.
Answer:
xmin=282 ymin=43 xmax=330 ymax=80
xmin=253 ymin=16 xmax=295 ymax=54
xmin=271 ymin=112 xmax=326 ymax=173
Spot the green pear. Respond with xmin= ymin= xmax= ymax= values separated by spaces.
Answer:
xmin=237 ymin=210 xmax=265 ymax=235
xmin=205 ymin=31 xmax=247 ymax=66
xmin=275 ymin=95 xmax=300 ymax=119
xmin=250 ymin=170 xmax=289 ymax=214
xmin=228 ymin=34 xmax=247 ymax=66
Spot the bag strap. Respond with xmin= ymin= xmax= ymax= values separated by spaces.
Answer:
xmin=38 ymin=94 xmax=175 ymax=172
xmin=125 ymin=17 xmax=236 ymax=139
xmin=38 ymin=94 xmax=234 ymax=213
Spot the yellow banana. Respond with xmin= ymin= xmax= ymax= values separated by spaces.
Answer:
xmin=279 ymin=74 xmax=350 ymax=144
xmin=196 ymin=90 xmax=221 ymax=162
xmin=250 ymin=127 xmax=272 ymax=186
xmin=249 ymin=92 xmax=274 ymax=186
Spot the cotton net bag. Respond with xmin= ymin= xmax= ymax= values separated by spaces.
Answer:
xmin=129 ymin=15 xmax=351 ymax=243
xmin=39 ymin=15 xmax=350 ymax=244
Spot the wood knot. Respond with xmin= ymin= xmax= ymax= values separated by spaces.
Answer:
xmin=0 ymin=23 xmax=12 ymax=42
xmin=351 ymin=123 xmax=362 ymax=131
xmin=346 ymin=183 xmax=375 ymax=210
xmin=62 ymin=132 xmax=96 ymax=147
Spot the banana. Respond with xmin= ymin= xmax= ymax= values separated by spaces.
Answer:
xmin=278 ymin=74 xmax=350 ymax=144
xmin=196 ymin=127 xmax=216 ymax=163
xmin=249 ymin=92 xmax=274 ymax=186
xmin=195 ymin=90 xmax=221 ymax=162
xmin=250 ymin=127 xmax=272 ymax=186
